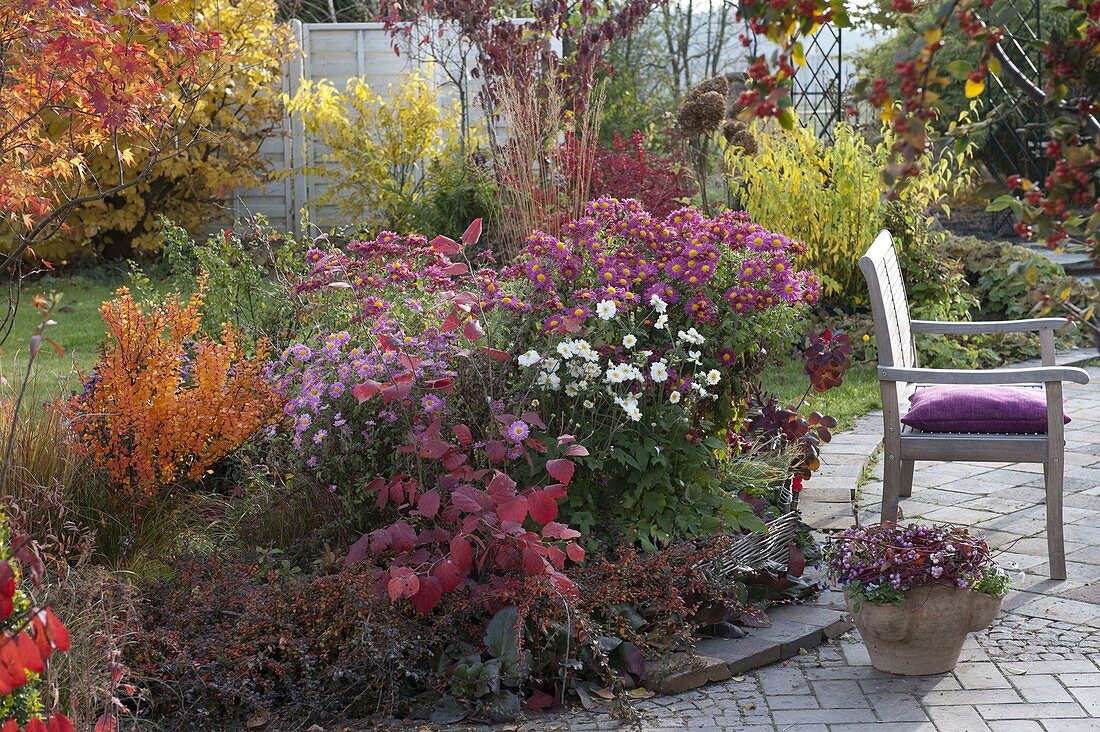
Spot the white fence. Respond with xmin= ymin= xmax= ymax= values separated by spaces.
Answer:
xmin=233 ymin=21 xmax=434 ymax=237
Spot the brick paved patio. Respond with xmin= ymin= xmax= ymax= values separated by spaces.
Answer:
xmin=502 ymin=361 xmax=1100 ymax=731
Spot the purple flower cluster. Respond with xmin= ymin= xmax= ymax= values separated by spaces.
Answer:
xmin=827 ymin=523 xmax=999 ymax=594
xmin=503 ymin=198 xmax=819 ymax=332
xmin=270 ymin=324 xmax=456 ymax=457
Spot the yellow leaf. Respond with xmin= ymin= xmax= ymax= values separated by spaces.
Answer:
xmin=923 ymin=27 xmax=942 ymax=45
xmin=988 ymin=57 xmax=1002 ymax=76
xmin=965 ymin=78 xmax=985 ymax=98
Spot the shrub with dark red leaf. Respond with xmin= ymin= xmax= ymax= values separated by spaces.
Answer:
xmin=565 ymin=131 xmax=697 ymax=217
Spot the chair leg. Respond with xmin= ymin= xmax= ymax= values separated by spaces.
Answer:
xmin=900 ymin=460 xmax=914 ymax=498
xmin=1045 ymin=461 xmax=1067 ymax=580
xmin=881 ymin=450 xmax=901 ymax=524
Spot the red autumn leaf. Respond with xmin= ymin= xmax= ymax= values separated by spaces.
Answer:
xmin=48 ymin=715 xmax=76 ymax=732
xmin=411 ymin=575 xmax=443 ymax=614
xmin=484 ymin=440 xmax=507 ymax=462
xmin=566 ymin=542 xmax=586 ymax=563
xmin=440 ymin=308 xmax=462 ymax=333
xmin=526 ymin=690 xmax=556 ymax=710
xmin=487 ymin=470 xmax=517 ymax=499
xmin=524 ymin=437 xmax=547 ymax=453
xmin=352 ymin=379 xmax=382 ymax=402
xmin=546 ymin=459 xmax=574 ymax=485
xmin=450 ymin=535 xmax=473 ymax=571
xmin=453 ymin=291 xmax=479 ymax=306
xmin=522 ymin=546 xmax=545 ymax=574
xmin=387 ymin=569 xmax=420 ymax=601
xmin=345 ymin=533 xmax=370 ymax=566
xmin=390 ymin=521 xmax=418 ymax=552
xmin=528 ymin=489 xmax=558 ymax=524
xmin=420 ymin=436 xmax=451 ymax=460
xmin=542 ymin=483 xmax=567 ymax=500
xmin=381 ymin=380 xmax=413 ymax=404
xmin=41 ymin=609 xmax=69 ymax=653
xmin=416 ymin=489 xmax=440 ymax=518
xmin=396 ymin=354 xmax=421 ymax=370
xmin=432 ymin=559 xmax=465 ymax=593
xmin=497 ymin=496 xmax=528 ymax=524
xmin=482 ymin=347 xmax=510 ymax=362
xmin=430 ymin=234 xmax=462 ymax=255
xmin=564 ymin=444 xmax=590 ymax=457
xmin=546 ymin=543 xmax=566 ymax=568
xmin=787 ymin=544 xmax=806 ymax=578
xmin=520 ymin=411 xmax=546 ymax=430
xmin=462 ymin=319 xmax=485 ymax=341
xmin=12 ymin=632 xmax=44 ymax=674
xmin=424 ymin=377 xmax=454 ymax=392
xmin=462 ymin=218 xmax=483 ymax=245
xmin=557 ymin=434 xmax=576 ymax=445
xmin=442 ymin=452 xmax=468 ymax=471
xmin=442 ymin=262 xmax=469 ymax=276
xmin=542 ymin=521 xmax=581 ymax=540
xmin=453 ymin=424 xmax=473 ymax=445
xmin=451 ymin=485 xmax=487 ymax=513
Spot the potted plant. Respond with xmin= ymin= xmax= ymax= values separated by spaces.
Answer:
xmin=826 ymin=523 xmax=1013 ymax=675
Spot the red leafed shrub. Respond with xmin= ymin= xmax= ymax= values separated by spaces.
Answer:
xmin=568 ymin=131 xmax=698 ymax=217
xmin=347 ymin=399 xmax=589 ymax=614
xmin=0 ymin=525 xmax=74 ymax=732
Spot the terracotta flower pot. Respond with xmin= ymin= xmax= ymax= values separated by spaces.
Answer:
xmin=845 ymin=584 xmax=1003 ymax=675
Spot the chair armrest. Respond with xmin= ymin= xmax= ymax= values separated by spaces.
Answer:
xmin=910 ymin=318 xmax=1073 ymax=335
xmin=878 ymin=365 xmax=1091 ymax=385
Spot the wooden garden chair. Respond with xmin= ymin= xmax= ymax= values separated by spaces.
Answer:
xmin=858 ymin=230 xmax=1090 ymax=579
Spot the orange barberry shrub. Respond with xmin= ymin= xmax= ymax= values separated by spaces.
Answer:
xmin=68 ymin=282 xmax=283 ymax=496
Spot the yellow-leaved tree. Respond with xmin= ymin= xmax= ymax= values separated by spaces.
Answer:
xmin=3 ymin=0 xmax=293 ymax=261
xmin=285 ymin=73 xmax=464 ymax=233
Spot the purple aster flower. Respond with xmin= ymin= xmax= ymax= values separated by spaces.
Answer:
xmin=506 ymin=420 xmax=530 ymax=443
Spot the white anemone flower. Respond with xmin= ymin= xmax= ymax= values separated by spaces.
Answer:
xmin=596 ymin=300 xmax=617 ymax=320
xmin=668 ymin=390 xmax=682 ymax=404
xmin=517 ymin=350 xmax=541 ymax=367
xmin=654 ymin=313 xmax=668 ymax=330
xmin=650 ymin=361 xmax=669 ymax=382
xmin=622 ymin=333 xmax=638 ymax=349
xmin=706 ymin=369 xmax=722 ymax=385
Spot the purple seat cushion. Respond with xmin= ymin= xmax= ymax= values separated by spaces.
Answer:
xmin=901 ymin=385 xmax=1070 ymax=434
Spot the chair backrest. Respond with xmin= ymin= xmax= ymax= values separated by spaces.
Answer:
xmin=858 ymin=230 xmax=916 ymax=370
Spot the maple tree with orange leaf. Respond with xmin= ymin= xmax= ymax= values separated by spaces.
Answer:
xmin=67 ymin=281 xmax=283 ymax=496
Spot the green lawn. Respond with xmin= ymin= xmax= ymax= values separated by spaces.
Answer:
xmin=765 ymin=358 xmax=880 ymax=432
xmin=0 ymin=271 xmax=124 ymax=401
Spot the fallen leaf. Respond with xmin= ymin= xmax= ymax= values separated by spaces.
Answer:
xmin=594 ymin=687 xmax=615 ymax=700
xmin=627 ymin=688 xmax=654 ymax=699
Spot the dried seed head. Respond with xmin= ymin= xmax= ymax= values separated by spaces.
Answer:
xmin=678 ymin=91 xmax=726 ymax=136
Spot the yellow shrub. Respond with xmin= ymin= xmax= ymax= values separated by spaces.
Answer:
xmin=285 ymin=73 xmax=464 ymax=233
xmin=727 ymin=121 xmax=971 ymax=306
xmin=4 ymin=0 xmax=293 ymax=261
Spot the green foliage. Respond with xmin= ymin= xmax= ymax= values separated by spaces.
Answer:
xmin=728 ymin=120 xmax=973 ymax=310
xmin=973 ymin=566 xmax=1012 ymax=599
xmin=159 ymin=216 xmax=308 ymax=349
xmin=0 ymin=515 xmax=45 ymax=723
xmin=413 ymin=152 xmax=497 ymax=243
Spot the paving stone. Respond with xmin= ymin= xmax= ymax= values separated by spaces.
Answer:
xmin=1011 ymin=595 xmax=1100 ymax=626
xmin=987 ymin=723 xmax=1045 ymax=732
xmin=954 ymin=661 xmax=1012 ymax=689
xmin=828 ymin=725 xmax=935 ymax=732
xmin=976 ymin=701 xmax=1088 ymax=720
xmin=1067 ymin=684 xmax=1100 ymax=715
xmin=766 ymin=604 xmax=853 ymax=640
xmin=865 ymin=692 xmax=929 ymax=722
xmin=765 ymin=693 xmax=819 ymax=710
xmin=925 ymin=704 xmax=993 ymax=732
xmin=810 ymin=679 xmax=868 ymax=708
xmin=771 ymin=707 xmax=878 ymax=725
xmin=1008 ymin=673 xmax=1075 ymax=703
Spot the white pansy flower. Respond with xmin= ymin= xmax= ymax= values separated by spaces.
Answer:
xmin=654 ymin=313 xmax=668 ymax=330
xmin=518 ymin=350 xmax=541 ymax=367
xmin=596 ymin=299 xmax=617 ymax=320
xmin=668 ymin=390 xmax=682 ymax=404
xmin=542 ymin=357 xmax=561 ymax=373
xmin=650 ymin=360 xmax=669 ymax=382
xmin=649 ymin=294 xmax=667 ymax=313
xmin=567 ymin=362 xmax=585 ymax=378
xmin=546 ymin=374 xmax=561 ymax=390
xmin=583 ymin=399 xmax=595 ymax=409
xmin=627 ymin=406 xmax=643 ymax=422
xmin=565 ymin=382 xmax=580 ymax=397
xmin=556 ymin=340 xmax=576 ymax=359
xmin=622 ymin=333 xmax=638 ymax=349
xmin=706 ymin=369 xmax=722 ymax=385
xmin=577 ymin=380 xmax=589 ymax=390
xmin=574 ymin=339 xmax=597 ymax=360
xmin=584 ymin=361 xmax=601 ymax=378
